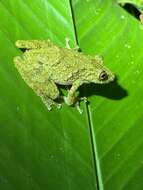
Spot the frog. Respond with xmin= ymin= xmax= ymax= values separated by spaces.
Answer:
xmin=14 ymin=38 xmax=115 ymax=113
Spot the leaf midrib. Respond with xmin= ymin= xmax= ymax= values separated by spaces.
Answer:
xmin=70 ymin=1 xmax=103 ymax=189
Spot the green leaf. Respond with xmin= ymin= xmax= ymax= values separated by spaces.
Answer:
xmin=0 ymin=1 xmax=97 ymax=190
xmin=1 ymin=0 xmax=143 ymax=190
xmin=72 ymin=0 xmax=143 ymax=189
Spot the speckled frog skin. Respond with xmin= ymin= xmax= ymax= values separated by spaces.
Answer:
xmin=14 ymin=39 xmax=114 ymax=112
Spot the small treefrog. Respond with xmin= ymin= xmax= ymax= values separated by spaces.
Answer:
xmin=14 ymin=39 xmax=115 ymax=113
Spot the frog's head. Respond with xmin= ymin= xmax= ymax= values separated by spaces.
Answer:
xmin=95 ymin=67 xmax=115 ymax=84
xmin=84 ymin=57 xmax=115 ymax=84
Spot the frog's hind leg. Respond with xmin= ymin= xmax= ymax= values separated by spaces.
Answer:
xmin=13 ymin=56 xmax=27 ymax=76
xmin=41 ymin=95 xmax=61 ymax=111
xmin=15 ymin=40 xmax=53 ymax=49
xmin=14 ymin=55 xmax=61 ymax=111
xmin=34 ymin=81 xmax=61 ymax=111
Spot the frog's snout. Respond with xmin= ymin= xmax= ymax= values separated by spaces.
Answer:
xmin=109 ymin=73 xmax=115 ymax=81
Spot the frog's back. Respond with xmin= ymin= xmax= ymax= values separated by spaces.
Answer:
xmin=14 ymin=43 xmax=93 ymax=85
xmin=46 ymin=48 xmax=93 ymax=84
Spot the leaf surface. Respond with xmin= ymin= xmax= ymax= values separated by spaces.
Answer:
xmin=1 ymin=0 xmax=143 ymax=190
xmin=0 ymin=1 xmax=97 ymax=190
xmin=72 ymin=0 xmax=143 ymax=189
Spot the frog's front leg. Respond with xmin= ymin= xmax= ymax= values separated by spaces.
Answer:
xmin=65 ymin=37 xmax=79 ymax=51
xmin=65 ymin=80 xmax=83 ymax=106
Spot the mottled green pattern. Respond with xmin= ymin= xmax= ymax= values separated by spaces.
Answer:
xmin=14 ymin=39 xmax=114 ymax=109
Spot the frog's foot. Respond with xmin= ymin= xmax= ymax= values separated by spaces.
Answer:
xmin=74 ymin=45 xmax=80 ymax=51
xmin=41 ymin=96 xmax=62 ymax=111
xmin=63 ymin=96 xmax=69 ymax=105
xmin=56 ymin=103 xmax=62 ymax=109
xmin=14 ymin=56 xmax=23 ymax=66
xmin=65 ymin=37 xmax=79 ymax=51
xmin=79 ymin=96 xmax=88 ymax=103
xmin=45 ymin=102 xmax=62 ymax=111
xmin=75 ymin=97 xmax=88 ymax=114
xmin=75 ymin=101 xmax=83 ymax=114
xmin=65 ymin=37 xmax=71 ymax=49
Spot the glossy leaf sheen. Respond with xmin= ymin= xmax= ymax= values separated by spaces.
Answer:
xmin=0 ymin=0 xmax=97 ymax=190
xmin=73 ymin=0 xmax=143 ymax=190
xmin=0 ymin=0 xmax=143 ymax=190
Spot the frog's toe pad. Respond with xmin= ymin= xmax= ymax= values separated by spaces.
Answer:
xmin=80 ymin=97 xmax=88 ymax=103
xmin=64 ymin=96 xmax=68 ymax=104
xmin=75 ymin=101 xmax=83 ymax=114
xmin=56 ymin=103 xmax=62 ymax=109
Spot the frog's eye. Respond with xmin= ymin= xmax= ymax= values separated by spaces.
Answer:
xmin=99 ymin=71 xmax=108 ymax=81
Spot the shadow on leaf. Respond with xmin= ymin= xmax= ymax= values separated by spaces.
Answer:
xmin=79 ymin=77 xmax=128 ymax=100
